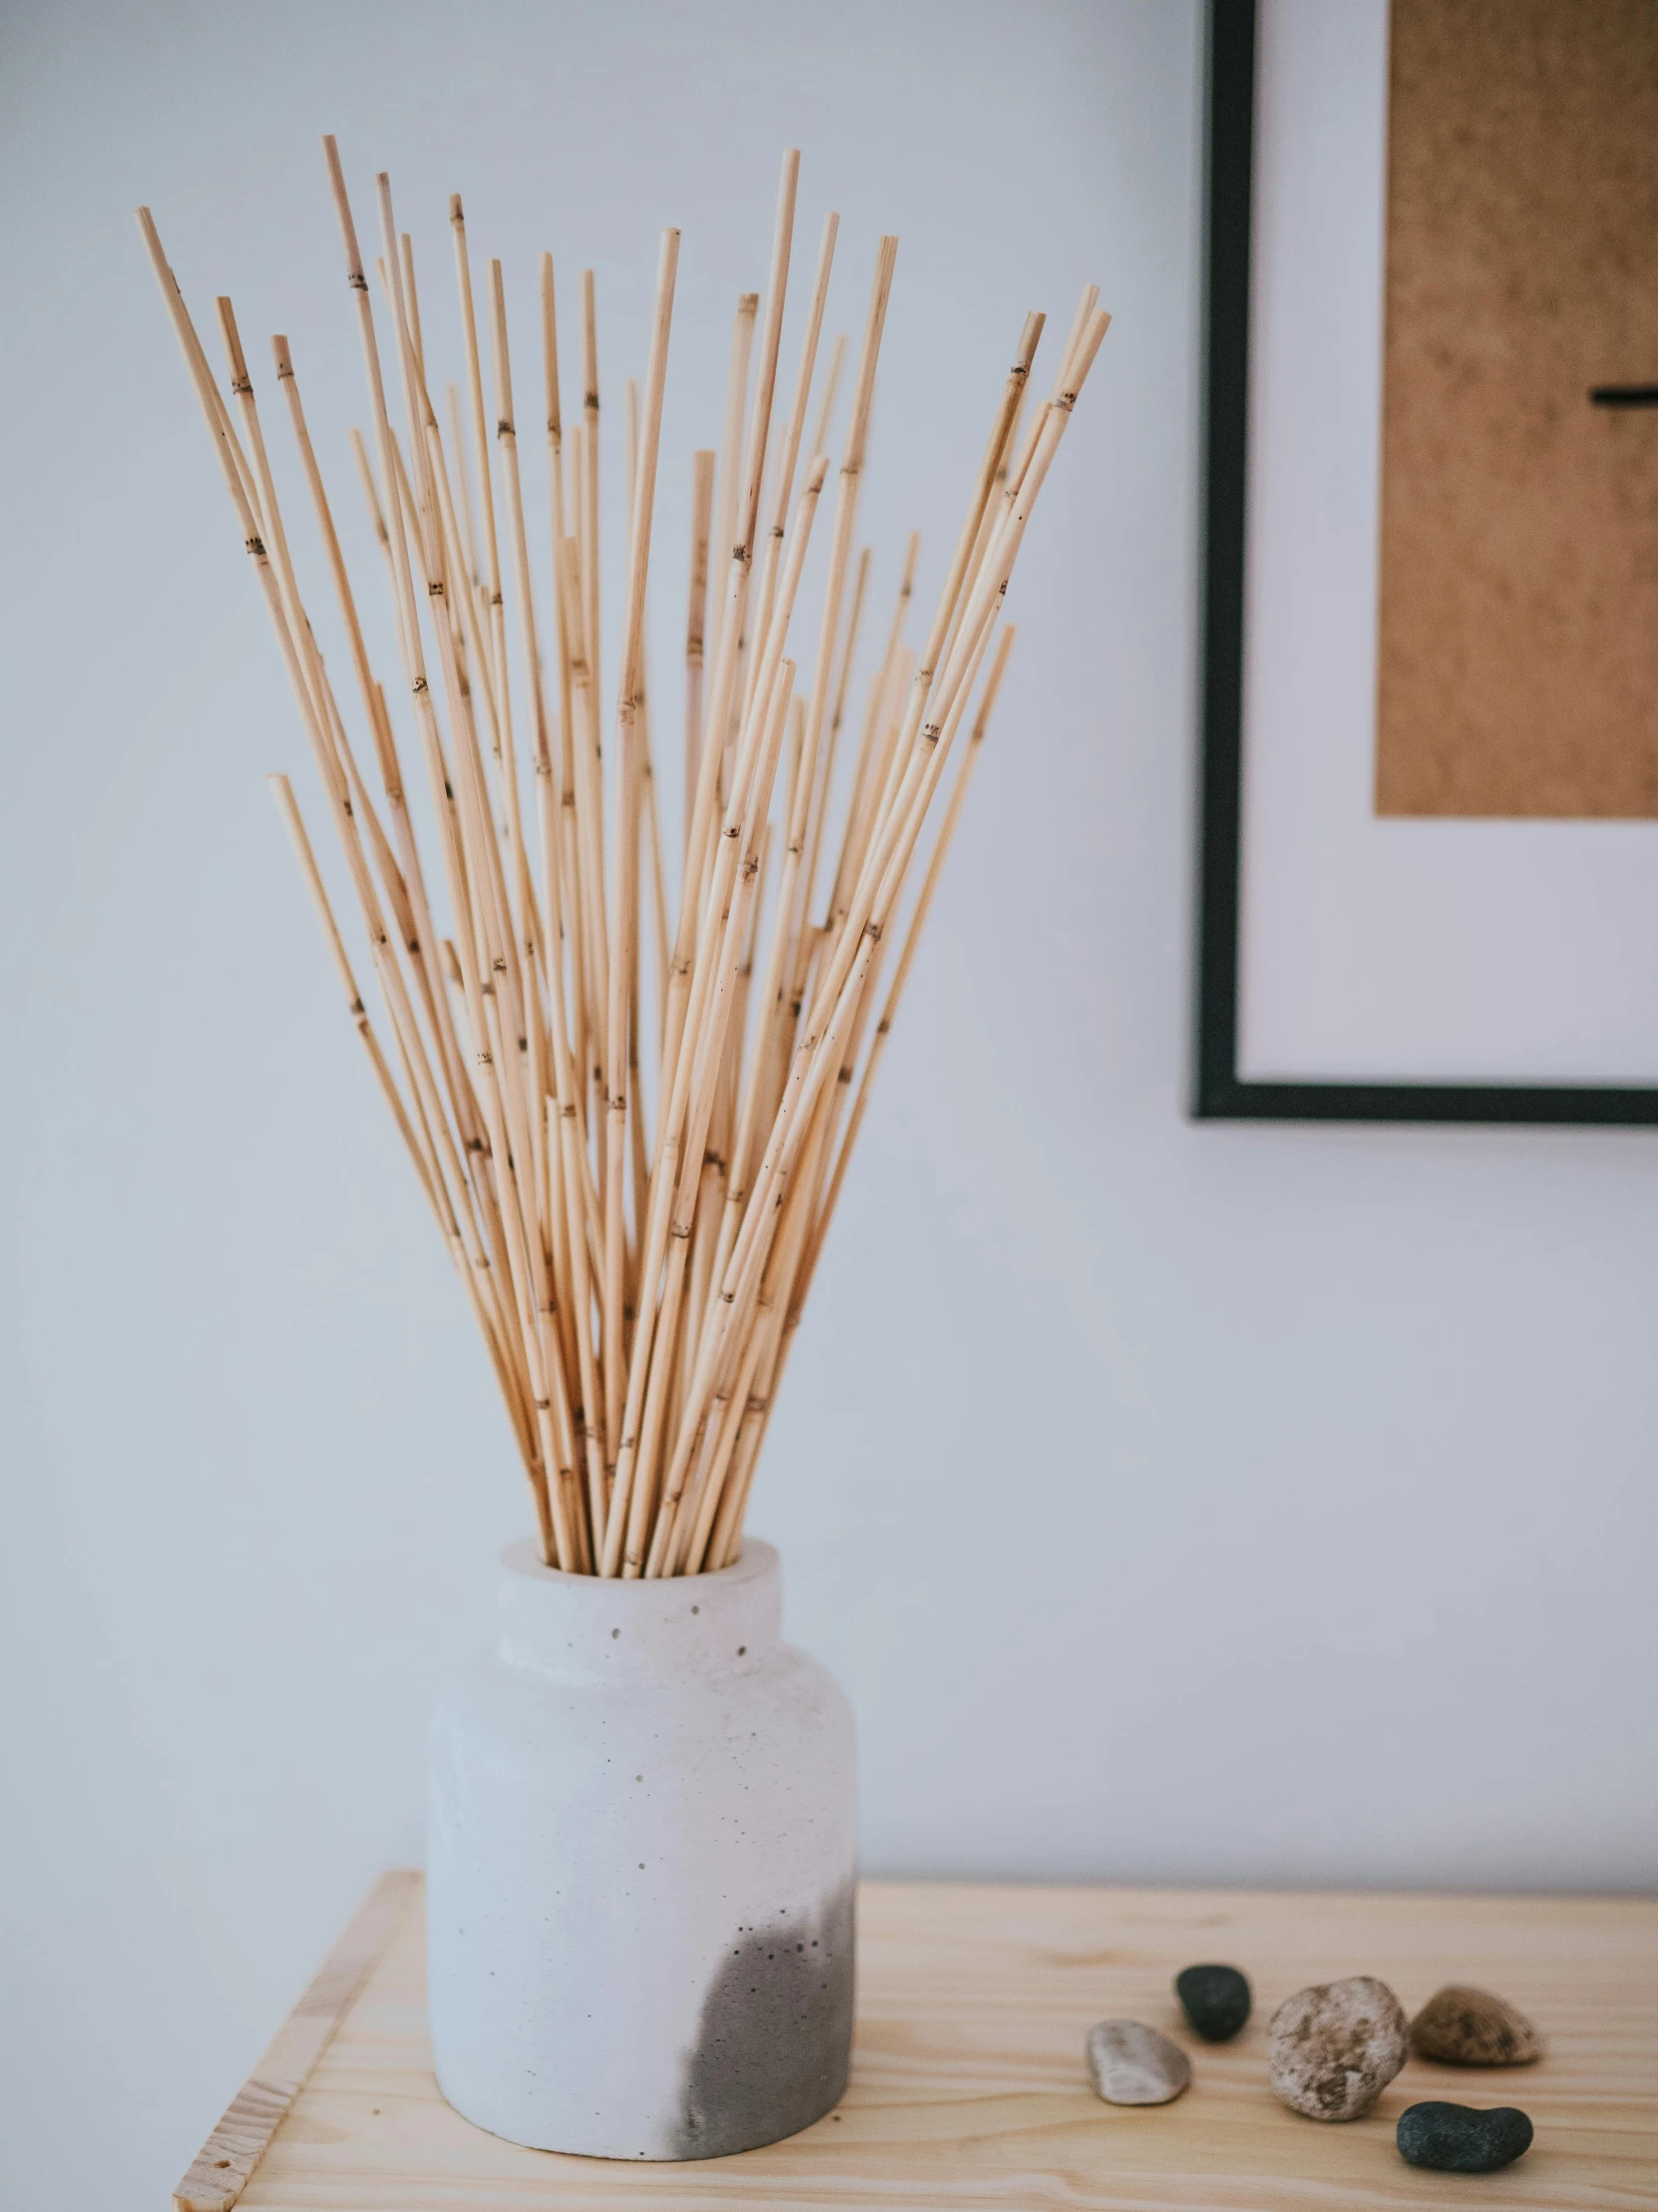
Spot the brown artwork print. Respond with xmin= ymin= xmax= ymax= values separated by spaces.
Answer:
xmin=1376 ymin=0 xmax=1658 ymax=818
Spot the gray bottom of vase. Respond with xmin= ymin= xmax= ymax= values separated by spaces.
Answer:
xmin=436 ymin=1880 xmax=856 ymax=2162
xmin=670 ymin=1879 xmax=856 ymax=2159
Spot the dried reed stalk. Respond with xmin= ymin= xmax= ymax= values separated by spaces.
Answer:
xmin=140 ymin=144 xmax=1107 ymax=1572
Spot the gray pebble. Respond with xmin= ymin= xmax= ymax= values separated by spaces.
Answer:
xmin=1398 ymin=2100 xmax=1534 ymax=2172
xmin=1085 ymin=2017 xmax=1192 ymax=2105
xmin=1175 ymin=1962 xmax=1252 ymax=2041
xmin=1267 ymin=1976 xmax=1410 ymax=2122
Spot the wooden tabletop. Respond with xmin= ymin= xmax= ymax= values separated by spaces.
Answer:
xmin=176 ymin=1873 xmax=1657 ymax=2210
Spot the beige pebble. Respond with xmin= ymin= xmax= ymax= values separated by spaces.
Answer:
xmin=1267 ymin=1975 xmax=1410 ymax=2121
xmin=1085 ymin=2017 xmax=1192 ymax=2105
xmin=1411 ymin=1984 xmax=1544 ymax=2066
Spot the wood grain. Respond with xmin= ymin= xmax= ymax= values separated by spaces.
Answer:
xmin=172 ymin=1871 xmax=418 ymax=2212
xmin=1376 ymin=0 xmax=1658 ymax=818
xmin=184 ymin=1874 xmax=1656 ymax=2209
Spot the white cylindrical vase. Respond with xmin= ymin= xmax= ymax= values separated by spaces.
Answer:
xmin=428 ymin=1538 xmax=857 ymax=2160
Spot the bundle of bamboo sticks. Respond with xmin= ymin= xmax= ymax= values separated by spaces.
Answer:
xmin=140 ymin=145 xmax=1108 ymax=1575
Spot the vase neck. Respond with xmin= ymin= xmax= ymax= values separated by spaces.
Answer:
xmin=496 ymin=1538 xmax=782 ymax=1683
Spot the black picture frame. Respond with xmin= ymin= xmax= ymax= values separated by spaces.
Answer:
xmin=1193 ymin=0 xmax=1658 ymax=1125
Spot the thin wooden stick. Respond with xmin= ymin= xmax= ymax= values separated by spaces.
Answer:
xmin=148 ymin=199 xmax=553 ymax=1545
xmin=787 ymin=540 xmax=871 ymax=1025
xmin=578 ymin=266 xmax=611 ymax=1207
xmin=623 ymin=379 xmax=672 ymax=1048
xmin=268 ymin=774 xmax=435 ymax=1210
xmin=813 ymin=625 xmax=1015 ymax=1273
xmin=744 ymin=208 xmax=838 ymax=722
xmin=808 ymin=332 xmax=848 ymax=467
xmin=605 ymin=230 xmax=680 ymax=1486
xmin=829 ymin=534 xmax=919 ymax=936
xmin=607 ymin=458 xmax=830 ymax=1574
xmin=700 ymin=239 xmax=897 ymax=1315
xmin=705 ymin=293 xmax=758 ymax=715
xmin=144 ymin=147 xmax=1108 ymax=1575
xmin=684 ymin=448 xmax=715 ymax=863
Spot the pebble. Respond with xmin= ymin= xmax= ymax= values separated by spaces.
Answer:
xmin=1175 ymin=1963 xmax=1252 ymax=2041
xmin=1267 ymin=1976 xmax=1410 ymax=2121
xmin=1410 ymin=1984 xmax=1544 ymax=2066
xmin=1085 ymin=2018 xmax=1192 ymax=2105
xmin=1397 ymin=2100 xmax=1534 ymax=2172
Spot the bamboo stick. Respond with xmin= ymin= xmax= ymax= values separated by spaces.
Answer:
xmin=696 ymin=236 xmax=897 ymax=1320
xmin=148 ymin=205 xmax=555 ymax=1546
xmin=684 ymin=448 xmax=715 ymax=864
xmin=606 ymin=457 xmax=830 ymax=1573
xmin=744 ymin=210 xmax=838 ymax=724
xmin=705 ymin=293 xmax=758 ymax=723
xmin=577 ymin=268 xmax=611 ymax=1194
xmin=269 ymin=778 xmax=535 ymax=1469
xmin=785 ymin=539 xmax=872 ymax=1044
xmin=622 ymin=379 xmax=672 ymax=1058
xmin=808 ymin=332 xmax=847 ymax=469
xmin=143 ymin=144 xmax=1108 ymax=1575
xmin=811 ymin=626 xmax=1015 ymax=1285
xmin=376 ymin=171 xmax=577 ymax=1564
xmin=667 ymin=155 xmax=798 ymax=1136
xmin=268 ymin=774 xmax=436 ymax=1214
xmin=604 ymin=230 xmax=680 ymax=1485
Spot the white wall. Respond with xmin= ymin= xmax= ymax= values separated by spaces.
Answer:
xmin=1 ymin=2 xmax=1652 ymax=2204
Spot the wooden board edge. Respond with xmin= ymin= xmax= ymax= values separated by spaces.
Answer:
xmin=171 ymin=1869 xmax=420 ymax=2212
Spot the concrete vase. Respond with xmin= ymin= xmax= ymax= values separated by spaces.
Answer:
xmin=428 ymin=1538 xmax=857 ymax=2159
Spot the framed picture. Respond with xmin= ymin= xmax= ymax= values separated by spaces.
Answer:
xmin=1195 ymin=0 xmax=1658 ymax=1122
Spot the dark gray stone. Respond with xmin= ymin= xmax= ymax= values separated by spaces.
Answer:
xmin=1398 ymin=2100 xmax=1534 ymax=2173
xmin=672 ymin=1879 xmax=855 ymax=2158
xmin=1175 ymin=1963 xmax=1252 ymax=2041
